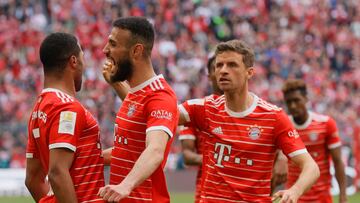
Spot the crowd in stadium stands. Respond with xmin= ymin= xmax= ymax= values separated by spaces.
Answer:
xmin=0 ymin=0 xmax=359 ymax=174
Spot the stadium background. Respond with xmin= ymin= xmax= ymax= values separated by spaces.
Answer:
xmin=0 ymin=0 xmax=359 ymax=202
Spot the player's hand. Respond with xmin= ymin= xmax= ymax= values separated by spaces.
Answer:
xmin=102 ymin=59 xmax=114 ymax=84
xmin=98 ymin=184 xmax=131 ymax=202
xmin=272 ymin=189 xmax=300 ymax=203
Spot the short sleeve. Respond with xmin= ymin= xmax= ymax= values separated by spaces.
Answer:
xmin=179 ymin=98 xmax=207 ymax=131
xmin=26 ymin=121 xmax=38 ymax=159
xmin=179 ymin=126 xmax=197 ymax=141
xmin=48 ymin=102 xmax=86 ymax=152
xmin=275 ymin=110 xmax=307 ymax=159
xmin=326 ymin=117 xmax=341 ymax=149
xmin=144 ymin=91 xmax=179 ymax=138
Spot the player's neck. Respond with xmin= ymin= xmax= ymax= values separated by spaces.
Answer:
xmin=44 ymin=75 xmax=76 ymax=97
xmin=127 ymin=62 xmax=156 ymax=88
xmin=293 ymin=111 xmax=309 ymax=125
xmin=224 ymin=90 xmax=253 ymax=113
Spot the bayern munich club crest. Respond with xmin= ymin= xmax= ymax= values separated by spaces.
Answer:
xmin=247 ymin=125 xmax=263 ymax=140
xmin=127 ymin=104 xmax=136 ymax=117
xmin=309 ymin=132 xmax=318 ymax=141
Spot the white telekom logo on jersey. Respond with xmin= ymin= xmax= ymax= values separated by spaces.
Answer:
xmin=150 ymin=110 xmax=172 ymax=120
xmin=214 ymin=143 xmax=232 ymax=168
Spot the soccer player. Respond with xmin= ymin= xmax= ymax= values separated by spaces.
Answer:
xmin=98 ymin=17 xmax=179 ymax=203
xmin=178 ymin=40 xmax=320 ymax=202
xmin=25 ymin=33 xmax=105 ymax=203
xmin=178 ymin=55 xmax=223 ymax=202
xmin=275 ymin=79 xmax=347 ymax=202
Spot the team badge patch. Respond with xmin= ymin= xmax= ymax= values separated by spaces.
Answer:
xmin=309 ymin=132 xmax=318 ymax=141
xmin=127 ymin=104 xmax=136 ymax=117
xmin=58 ymin=111 xmax=77 ymax=135
xmin=247 ymin=125 xmax=263 ymax=140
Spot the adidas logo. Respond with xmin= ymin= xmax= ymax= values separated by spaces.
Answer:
xmin=212 ymin=127 xmax=223 ymax=134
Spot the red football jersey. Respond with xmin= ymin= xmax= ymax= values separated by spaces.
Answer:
xmin=26 ymin=88 xmax=105 ymax=203
xmin=178 ymin=126 xmax=206 ymax=203
xmin=110 ymin=75 xmax=179 ymax=203
xmin=180 ymin=93 xmax=307 ymax=202
xmin=286 ymin=111 xmax=341 ymax=202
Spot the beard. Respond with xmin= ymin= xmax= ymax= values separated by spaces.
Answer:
xmin=110 ymin=57 xmax=133 ymax=83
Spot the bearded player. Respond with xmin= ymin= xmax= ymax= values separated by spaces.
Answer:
xmin=98 ymin=17 xmax=179 ymax=203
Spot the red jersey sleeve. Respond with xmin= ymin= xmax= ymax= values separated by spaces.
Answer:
xmin=48 ymin=102 xmax=86 ymax=152
xmin=179 ymin=98 xmax=207 ymax=131
xmin=179 ymin=126 xmax=197 ymax=141
xmin=275 ymin=110 xmax=307 ymax=159
xmin=26 ymin=119 xmax=38 ymax=159
xmin=144 ymin=91 xmax=179 ymax=137
xmin=326 ymin=117 xmax=342 ymax=149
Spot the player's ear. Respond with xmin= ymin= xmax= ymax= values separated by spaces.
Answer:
xmin=131 ymin=44 xmax=144 ymax=60
xmin=69 ymin=55 xmax=77 ymax=67
xmin=247 ymin=67 xmax=255 ymax=79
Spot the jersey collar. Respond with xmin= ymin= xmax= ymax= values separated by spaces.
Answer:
xmin=290 ymin=111 xmax=312 ymax=130
xmin=225 ymin=92 xmax=259 ymax=118
xmin=41 ymin=88 xmax=73 ymax=98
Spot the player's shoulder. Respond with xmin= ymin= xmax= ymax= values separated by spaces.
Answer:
xmin=41 ymin=88 xmax=84 ymax=113
xmin=205 ymin=94 xmax=225 ymax=106
xmin=309 ymin=111 xmax=330 ymax=123
xmin=141 ymin=75 xmax=177 ymax=98
xmin=255 ymin=95 xmax=282 ymax=113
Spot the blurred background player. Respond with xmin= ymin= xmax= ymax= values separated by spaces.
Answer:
xmin=98 ymin=17 xmax=179 ymax=203
xmin=178 ymin=39 xmax=319 ymax=202
xmin=273 ymin=79 xmax=347 ymax=202
xmin=178 ymin=55 xmax=223 ymax=202
xmin=25 ymin=32 xmax=105 ymax=203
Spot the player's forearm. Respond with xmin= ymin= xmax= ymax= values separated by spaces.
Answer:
xmin=48 ymin=168 xmax=77 ymax=203
xmin=102 ymin=147 xmax=113 ymax=166
xmin=334 ymin=160 xmax=347 ymax=201
xmin=120 ymin=144 xmax=164 ymax=191
xmin=183 ymin=149 xmax=202 ymax=166
xmin=290 ymin=160 xmax=319 ymax=196
xmin=25 ymin=176 xmax=49 ymax=202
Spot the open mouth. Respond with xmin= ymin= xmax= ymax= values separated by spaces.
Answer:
xmin=105 ymin=56 xmax=116 ymax=66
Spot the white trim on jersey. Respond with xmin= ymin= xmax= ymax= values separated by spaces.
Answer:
xmin=178 ymin=134 xmax=196 ymax=140
xmin=26 ymin=153 xmax=34 ymax=158
xmin=49 ymin=142 xmax=76 ymax=152
xmin=328 ymin=141 xmax=341 ymax=149
xmin=129 ymin=74 xmax=164 ymax=93
xmin=178 ymin=105 xmax=190 ymax=122
xmin=288 ymin=148 xmax=308 ymax=158
xmin=187 ymin=98 xmax=205 ymax=105
xmin=290 ymin=111 xmax=312 ymax=130
xmin=225 ymin=93 xmax=259 ymax=118
xmin=42 ymin=88 xmax=74 ymax=102
xmin=146 ymin=126 xmax=173 ymax=137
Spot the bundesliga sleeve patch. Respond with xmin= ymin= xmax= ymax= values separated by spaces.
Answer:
xmin=58 ymin=111 xmax=77 ymax=135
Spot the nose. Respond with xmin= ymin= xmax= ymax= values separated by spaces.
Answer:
xmin=288 ymin=101 xmax=297 ymax=110
xmin=218 ymin=64 xmax=229 ymax=75
xmin=103 ymin=44 xmax=109 ymax=55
